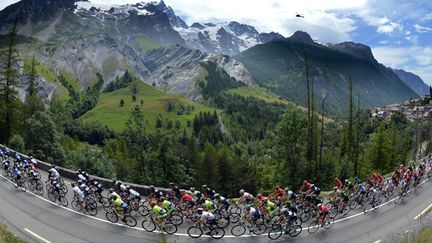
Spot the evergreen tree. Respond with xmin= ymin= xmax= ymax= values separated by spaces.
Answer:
xmin=0 ymin=20 xmax=21 ymax=143
xmin=119 ymin=99 xmax=124 ymax=107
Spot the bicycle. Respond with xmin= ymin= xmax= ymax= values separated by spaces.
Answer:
xmin=105 ymin=206 xmax=137 ymax=227
xmin=12 ymin=175 xmax=26 ymax=192
xmin=307 ymin=213 xmax=334 ymax=234
xmin=141 ymin=215 xmax=177 ymax=234
xmin=231 ymin=218 xmax=267 ymax=237
xmin=72 ymin=195 xmax=98 ymax=216
xmin=363 ymin=197 xmax=381 ymax=213
xmin=187 ymin=223 xmax=225 ymax=239
xmin=47 ymin=187 xmax=68 ymax=207
xmin=27 ymin=177 xmax=44 ymax=196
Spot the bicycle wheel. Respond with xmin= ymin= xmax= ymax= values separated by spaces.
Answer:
xmin=19 ymin=180 xmax=26 ymax=192
xmin=216 ymin=217 xmax=229 ymax=228
xmin=138 ymin=205 xmax=150 ymax=216
xmin=268 ymin=225 xmax=283 ymax=240
xmin=342 ymin=205 xmax=350 ymax=216
xmin=60 ymin=196 xmax=68 ymax=207
xmin=228 ymin=213 xmax=241 ymax=223
xmin=86 ymin=198 xmax=98 ymax=216
xmin=106 ymin=211 xmax=119 ymax=223
xmin=35 ymin=181 xmax=44 ymax=196
xmin=72 ymin=199 xmax=82 ymax=211
xmin=100 ymin=196 xmax=109 ymax=207
xmin=349 ymin=199 xmax=358 ymax=210
xmin=289 ymin=224 xmax=302 ymax=237
xmin=229 ymin=205 xmax=242 ymax=214
xmin=329 ymin=206 xmax=339 ymax=218
xmin=141 ymin=218 xmax=156 ymax=232
xmin=253 ymin=223 xmax=267 ymax=235
xmin=168 ymin=210 xmax=183 ymax=226
xmin=323 ymin=216 xmax=334 ymax=229
xmin=47 ymin=191 xmax=56 ymax=202
xmin=187 ymin=226 xmax=202 ymax=238
xmin=307 ymin=220 xmax=320 ymax=234
xmin=231 ymin=225 xmax=246 ymax=237
xmin=124 ymin=215 xmax=137 ymax=227
xmin=162 ymin=223 xmax=177 ymax=235
xmin=27 ymin=180 xmax=35 ymax=191
xmin=300 ymin=210 xmax=311 ymax=222
xmin=209 ymin=227 xmax=225 ymax=239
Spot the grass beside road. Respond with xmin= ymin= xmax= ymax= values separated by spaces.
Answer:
xmin=0 ymin=222 xmax=26 ymax=243
xmin=414 ymin=228 xmax=432 ymax=243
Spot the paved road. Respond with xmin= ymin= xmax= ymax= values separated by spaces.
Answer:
xmin=1 ymin=170 xmax=431 ymax=243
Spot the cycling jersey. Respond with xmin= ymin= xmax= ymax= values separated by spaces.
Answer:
xmin=318 ymin=204 xmax=329 ymax=214
xmin=204 ymin=200 xmax=216 ymax=212
xmin=275 ymin=187 xmax=285 ymax=198
xmin=161 ymin=200 xmax=174 ymax=212
xmin=335 ymin=178 xmax=342 ymax=189
xmin=182 ymin=194 xmax=193 ymax=202
xmin=201 ymin=211 xmax=216 ymax=222
xmin=73 ymin=186 xmax=84 ymax=201
xmin=249 ymin=207 xmax=261 ymax=221
xmin=152 ymin=205 xmax=167 ymax=219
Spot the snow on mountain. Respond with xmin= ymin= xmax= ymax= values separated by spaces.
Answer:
xmin=176 ymin=21 xmax=283 ymax=56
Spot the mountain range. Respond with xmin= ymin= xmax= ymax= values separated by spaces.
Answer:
xmin=0 ymin=0 xmax=429 ymax=116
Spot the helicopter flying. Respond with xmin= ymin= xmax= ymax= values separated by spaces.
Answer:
xmin=296 ymin=13 xmax=304 ymax=18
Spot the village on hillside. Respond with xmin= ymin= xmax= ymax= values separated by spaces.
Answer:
xmin=371 ymin=87 xmax=432 ymax=122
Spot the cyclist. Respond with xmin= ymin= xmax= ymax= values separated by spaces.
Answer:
xmin=214 ymin=193 xmax=229 ymax=211
xmin=238 ymin=189 xmax=254 ymax=204
xmin=179 ymin=191 xmax=195 ymax=209
xmin=204 ymin=198 xmax=217 ymax=213
xmin=160 ymin=197 xmax=175 ymax=214
xmin=316 ymin=203 xmax=329 ymax=226
xmin=263 ymin=199 xmax=278 ymax=221
xmin=196 ymin=208 xmax=217 ymax=230
xmin=202 ymin=185 xmax=215 ymax=199
xmin=300 ymin=180 xmax=313 ymax=192
xmin=272 ymin=186 xmax=285 ymax=201
xmin=245 ymin=205 xmax=261 ymax=225
xmin=149 ymin=185 xmax=164 ymax=201
xmin=335 ymin=177 xmax=343 ymax=189
xmin=72 ymin=183 xmax=85 ymax=207
xmin=112 ymin=195 xmax=129 ymax=221
xmin=12 ymin=165 xmax=22 ymax=181
xmin=151 ymin=201 xmax=168 ymax=221
xmin=108 ymin=188 xmax=120 ymax=199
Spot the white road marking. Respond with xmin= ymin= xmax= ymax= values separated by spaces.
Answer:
xmin=1 ymin=174 xmax=430 ymax=238
xmin=373 ymin=240 xmax=381 ymax=243
xmin=24 ymin=228 xmax=52 ymax=243
xmin=414 ymin=202 xmax=432 ymax=220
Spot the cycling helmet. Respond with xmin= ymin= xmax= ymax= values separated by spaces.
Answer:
xmin=112 ymin=179 xmax=117 ymax=183
xmin=245 ymin=205 xmax=251 ymax=211
xmin=109 ymin=188 xmax=114 ymax=193
xmin=281 ymin=208 xmax=288 ymax=213
xmin=202 ymin=185 xmax=207 ymax=189
xmin=317 ymin=203 xmax=322 ymax=207
xmin=169 ymin=182 xmax=175 ymax=187
xmin=197 ymin=208 xmax=203 ymax=211
xmin=214 ymin=193 xmax=220 ymax=199
xmin=160 ymin=197 xmax=165 ymax=202
xmin=239 ymin=189 xmax=245 ymax=195
xmin=54 ymin=166 xmax=59 ymax=170
xmin=71 ymin=183 xmax=76 ymax=187
xmin=284 ymin=187 xmax=289 ymax=192
xmin=256 ymin=193 xmax=262 ymax=198
xmin=77 ymin=179 xmax=82 ymax=184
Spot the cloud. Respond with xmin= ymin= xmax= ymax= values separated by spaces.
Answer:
xmin=372 ymin=46 xmax=432 ymax=84
xmin=377 ymin=22 xmax=402 ymax=34
xmin=414 ymin=24 xmax=432 ymax=33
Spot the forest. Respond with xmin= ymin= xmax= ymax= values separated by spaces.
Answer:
xmin=1 ymin=23 xmax=431 ymax=197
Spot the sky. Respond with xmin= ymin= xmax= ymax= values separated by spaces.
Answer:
xmin=1 ymin=0 xmax=432 ymax=84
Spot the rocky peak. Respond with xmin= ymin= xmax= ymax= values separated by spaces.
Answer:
xmin=0 ymin=0 xmax=77 ymax=32
xmin=259 ymin=32 xmax=284 ymax=43
xmin=228 ymin=21 xmax=259 ymax=38
xmin=289 ymin=31 xmax=314 ymax=44
xmin=191 ymin=22 xmax=206 ymax=30
xmin=151 ymin=0 xmax=188 ymax=28
xmin=327 ymin=42 xmax=376 ymax=62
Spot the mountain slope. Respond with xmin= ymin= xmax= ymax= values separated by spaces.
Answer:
xmin=392 ymin=69 xmax=430 ymax=96
xmin=235 ymin=31 xmax=419 ymax=114
xmin=81 ymin=81 xmax=215 ymax=132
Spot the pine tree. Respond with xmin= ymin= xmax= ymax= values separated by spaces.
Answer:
xmin=0 ymin=20 xmax=21 ymax=143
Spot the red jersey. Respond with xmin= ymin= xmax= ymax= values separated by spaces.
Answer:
xmin=182 ymin=194 xmax=193 ymax=202
xmin=275 ymin=187 xmax=285 ymax=198
xmin=335 ymin=178 xmax=342 ymax=189
xmin=319 ymin=204 xmax=329 ymax=213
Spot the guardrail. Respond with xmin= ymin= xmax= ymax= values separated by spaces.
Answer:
xmin=0 ymin=144 xmax=171 ymax=196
